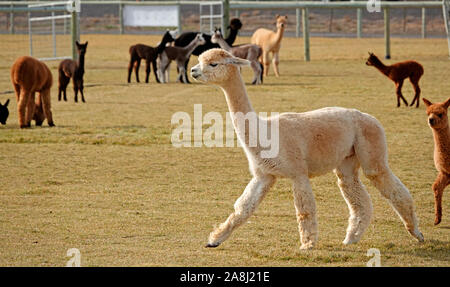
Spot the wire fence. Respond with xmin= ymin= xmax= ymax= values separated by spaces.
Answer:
xmin=0 ymin=0 xmax=446 ymax=37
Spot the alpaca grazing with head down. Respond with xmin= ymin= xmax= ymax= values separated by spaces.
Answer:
xmin=127 ymin=31 xmax=175 ymax=84
xmin=366 ymin=52 xmax=424 ymax=108
xmin=158 ymin=33 xmax=206 ymax=83
xmin=58 ymin=41 xmax=88 ymax=103
xmin=251 ymin=15 xmax=287 ymax=77
xmin=211 ymin=29 xmax=263 ymax=85
xmin=190 ymin=48 xmax=424 ymax=249
xmin=422 ymin=97 xmax=450 ymax=225
xmin=0 ymin=99 xmax=10 ymax=125
xmin=10 ymin=56 xmax=54 ymax=128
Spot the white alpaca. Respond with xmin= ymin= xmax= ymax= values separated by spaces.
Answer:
xmin=190 ymin=49 xmax=424 ymax=250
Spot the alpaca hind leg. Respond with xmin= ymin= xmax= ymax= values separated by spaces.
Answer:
xmin=207 ymin=175 xmax=276 ymax=247
xmin=25 ymin=92 xmax=36 ymax=127
xmin=79 ymin=80 xmax=85 ymax=103
xmin=272 ymin=52 xmax=280 ymax=77
xmin=40 ymin=89 xmax=54 ymax=126
xmin=292 ymin=175 xmax=318 ymax=250
xmin=395 ymin=80 xmax=408 ymax=107
xmin=13 ymin=84 xmax=20 ymax=102
xmin=432 ymin=172 xmax=449 ymax=225
xmin=145 ymin=61 xmax=151 ymax=83
xmin=334 ymin=155 xmax=373 ymax=245
xmin=250 ymin=61 xmax=261 ymax=85
xmin=17 ymin=91 xmax=28 ymax=128
xmin=355 ymin=120 xmax=423 ymax=241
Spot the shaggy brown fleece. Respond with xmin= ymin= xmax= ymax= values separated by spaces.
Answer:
xmin=10 ymin=56 xmax=54 ymax=128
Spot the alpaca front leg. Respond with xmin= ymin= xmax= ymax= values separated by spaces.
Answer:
xmin=292 ymin=176 xmax=318 ymax=250
xmin=262 ymin=52 xmax=270 ymax=76
xmin=335 ymin=155 xmax=373 ymax=245
xmin=40 ymin=89 xmax=55 ymax=127
xmin=206 ymin=175 xmax=276 ymax=248
xmin=432 ymin=172 xmax=449 ymax=225
xmin=395 ymin=80 xmax=408 ymax=107
xmin=272 ymin=52 xmax=280 ymax=77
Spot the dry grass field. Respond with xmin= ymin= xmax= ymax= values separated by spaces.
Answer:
xmin=0 ymin=34 xmax=449 ymax=266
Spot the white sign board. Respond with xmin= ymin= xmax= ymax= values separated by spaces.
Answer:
xmin=444 ymin=0 xmax=450 ymax=57
xmin=123 ymin=5 xmax=179 ymax=27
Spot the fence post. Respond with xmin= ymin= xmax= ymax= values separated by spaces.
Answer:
xmin=177 ymin=3 xmax=182 ymax=33
xmin=357 ymin=8 xmax=362 ymax=38
xmin=71 ymin=11 xmax=78 ymax=60
xmin=384 ymin=7 xmax=391 ymax=59
xmin=119 ymin=2 xmax=124 ymax=34
xmin=296 ymin=8 xmax=300 ymax=38
xmin=9 ymin=3 xmax=14 ymax=34
xmin=421 ymin=7 xmax=426 ymax=39
xmin=223 ymin=0 xmax=230 ymax=38
xmin=302 ymin=8 xmax=310 ymax=62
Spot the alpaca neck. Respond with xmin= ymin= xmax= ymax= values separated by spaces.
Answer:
xmin=156 ymin=38 xmax=170 ymax=54
xmin=225 ymin=28 xmax=238 ymax=45
xmin=274 ymin=26 xmax=285 ymax=45
xmin=372 ymin=58 xmax=390 ymax=76
xmin=77 ymin=52 xmax=85 ymax=73
xmin=432 ymin=125 xmax=450 ymax=155
xmin=219 ymin=70 xmax=261 ymax=152
xmin=214 ymin=37 xmax=232 ymax=52
xmin=183 ymin=39 xmax=201 ymax=56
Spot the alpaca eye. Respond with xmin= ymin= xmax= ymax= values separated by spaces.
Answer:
xmin=209 ymin=63 xmax=218 ymax=67
xmin=438 ymin=114 xmax=442 ymax=118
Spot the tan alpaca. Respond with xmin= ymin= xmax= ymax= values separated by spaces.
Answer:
xmin=10 ymin=56 xmax=54 ymax=128
xmin=190 ymin=49 xmax=424 ymax=250
xmin=251 ymin=15 xmax=287 ymax=77
xmin=423 ymin=98 xmax=450 ymax=225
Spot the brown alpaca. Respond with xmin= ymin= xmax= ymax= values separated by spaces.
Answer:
xmin=251 ymin=15 xmax=287 ymax=77
xmin=127 ymin=31 xmax=174 ymax=83
xmin=366 ymin=52 xmax=424 ymax=108
xmin=423 ymin=97 xmax=450 ymax=225
xmin=10 ymin=56 xmax=54 ymax=128
xmin=58 ymin=41 xmax=88 ymax=103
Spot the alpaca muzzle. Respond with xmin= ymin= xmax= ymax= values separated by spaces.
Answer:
xmin=190 ymin=66 xmax=201 ymax=79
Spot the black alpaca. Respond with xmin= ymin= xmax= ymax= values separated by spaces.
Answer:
xmin=0 ymin=99 xmax=9 ymax=125
xmin=58 ymin=41 xmax=88 ymax=103
xmin=127 ymin=31 xmax=174 ymax=83
xmin=174 ymin=18 xmax=242 ymax=83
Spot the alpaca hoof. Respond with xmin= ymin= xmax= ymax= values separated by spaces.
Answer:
xmin=343 ymin=237 xmax=359 ymax=245
xmin=205 ymin=242 xmax=220 ymax=248
xmin=48 ymin=122 xmax=55 ymax=127
xmin=299 ymin=242 xmax=314 ymax=250
xmin=434 ymin=217 xmax=441 ymax=225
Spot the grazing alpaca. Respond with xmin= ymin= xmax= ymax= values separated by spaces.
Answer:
xmin=0 ymin=99 xmax=9 ymax=125
xmin=211 ymin=30 xmax=263 ymax=85
xmin=366 ymin=52 xmax=424 ymax=108
xmin=159 ymin=34 xmax=206 ymax=83
xmin=174 ymin=18 xmax=243 ymax=83
xmin=251 ymin=15 xmax=287 ymax=77
xmin=10 ymin=56 xmax=54 ymax=128
xmin=190 ymin=49 xmax=424 ymax=249
xmin=422 ymin=97 xmax=450 ymax=225
xmin=58 ymin=41 xmax=88 ymax=103
xmin=127 ymin=31 xmax=175 ymax=83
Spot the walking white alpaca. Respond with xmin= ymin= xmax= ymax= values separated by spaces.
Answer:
xmin=159 ymin=33 xmax=205 ymax=83
xmin=190 ymin=49 xmax=424 ymax=250
xmin=211 ymin=29 xmax=263 ymax=85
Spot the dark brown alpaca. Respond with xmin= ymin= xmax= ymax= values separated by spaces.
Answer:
xmin=58 ymin=41 xmax=88 ymax=103
xmin=366 ymin=52 xmax=424 ymax=108
xmin=10 ymin=56 xmax=54 ymax=128
xmin=127 ymin=31 xmax=174 ymax=83
xmin=423 ymin=97 xmax=450 ymax=225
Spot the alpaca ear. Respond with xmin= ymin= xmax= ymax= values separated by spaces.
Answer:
xmin=4 ymin=99 xmax=9 ymax=107
xmin=85 ymin=41 xmax=88 ymax=47
xmin=276 ymin=14 xmax=280 ymax=18
xmin=443 ymin=98 xmax=450 ymax=109
xmin=422 ymin=98 xmax=432 ymax=107
xmin=285 ymin=15 xmax=288 ymax=19
xmin=226 ymin=56 xmax=251 ymax=67
xmin=76 ymin=41 xmax=80 ymax=46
